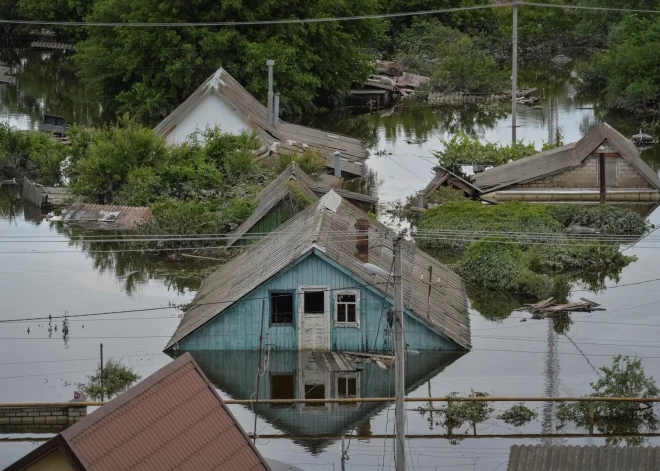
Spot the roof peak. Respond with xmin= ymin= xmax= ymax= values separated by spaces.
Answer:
xmin=316 ymin=190 xmax=342 ymax=213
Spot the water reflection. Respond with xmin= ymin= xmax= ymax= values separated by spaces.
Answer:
xmin=188 ymin=350 xmax=463 ymax=454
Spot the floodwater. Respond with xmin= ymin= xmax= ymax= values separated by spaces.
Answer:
xmin=3 ymin=49 xmax=660 ymax=470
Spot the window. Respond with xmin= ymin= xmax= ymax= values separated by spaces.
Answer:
xmin=304 ymin=290 xmax=325 ymax=314
xmin=271 ymin=292 xmax=294 ymax=325
xmin=337 ymin=374 xmax=359 ymax=408
xmin=270 ymin=374 xmax=295 ymax=408
xmin=335 ymin=291 xmax=359 ymax=327
xmin=304 ymin=384 xmax=326 ymax=408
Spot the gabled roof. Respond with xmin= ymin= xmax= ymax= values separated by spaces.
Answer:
xmin=153 ymin=68 xmax=369 ymax=176
xmin=166 ymin=191 xmax=470 ymax=351
xmin=63 ymin=203 xmax=152 ymax=230
xmin=508 ymin=445 xmax=660 ymax=471
xmin=5 ymin=353 xmax=271 ymax=471
xmin=227 ymin=163 xmax=378 ymax=246
xmin=424 ymin=165 xmax=482 ymax=196
xmin=472 ymin=122 xmax=660 ymax=192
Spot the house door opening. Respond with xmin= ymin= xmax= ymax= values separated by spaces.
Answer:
xmin=299 ymin=287 xmax=330 ymax=351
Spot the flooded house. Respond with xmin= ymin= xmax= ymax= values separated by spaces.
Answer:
xmin=227 ymin=163 xmax=378 ymax=246
xmin=165 ymin=191 xmax=470 ymax=353
xmin=428 ymin=122 xmax=660 ymax=209
xmin=191 ymin=349 xmax=462 ymax=453
xmin=153 ymin=67 xmax=369 ymax=179
xmin=62 ymin=202 xmax=152 ymax=230
xmin=5 ymin=353 xmax=274 ymax=471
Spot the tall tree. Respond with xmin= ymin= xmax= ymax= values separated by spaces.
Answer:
xmin=74 ymin=0 xmax=385 ymax=119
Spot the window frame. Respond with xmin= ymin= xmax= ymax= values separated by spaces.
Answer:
xmin=334 ymin=290 xmax=360 ymax=328
xmin=336 ymin=373 xmax=360 ymax=409
xmin=269 ymin=290 xmax=296 ymax=327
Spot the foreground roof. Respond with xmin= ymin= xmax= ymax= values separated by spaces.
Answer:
xmin=153 ymin=67 xmax=368 ymax=175
xmin=508 ymin=445 xmax=660 ymax=471
xmin=472 ymin=122 xmax=660 ymax=192
xmin=226 ymin=163 xmax=378 ymax=246
xmin=6 ymin=353 xmax=271 ymax=471
xmin=166 ymin=191 xmax=470 ymax=351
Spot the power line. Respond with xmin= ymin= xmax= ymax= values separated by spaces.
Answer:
xmin=0 ymin=4 xmax=512 ymax=27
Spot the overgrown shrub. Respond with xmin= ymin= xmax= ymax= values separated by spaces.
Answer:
xmin=426 ymin=187 xmax=466 ymax=205
xmin=498 ymin=403 xmax=538 ymax=426
xmin=433 ymin=132 xmax=540 ymax=167
xmin=549 ymin=204 xmax=649 ymax=234
xmin=278 ymin=149 xmax=326 ymax=177
xmin=76 ymin=358 xmax=141 ymax=401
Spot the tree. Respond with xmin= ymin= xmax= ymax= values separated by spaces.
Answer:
xmin=76 ymin=358 xmax=141 ymax=401
xmin=74 ymin=0 xmax=385 ymax=119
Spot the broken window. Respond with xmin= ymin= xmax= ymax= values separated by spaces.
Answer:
xmin=303 ymin=290 xmax=325 ymax=314
xmin=335 ymin=292 xmax=359 ymax=326
xmin=337 ymin=375 xmax=359 ymax=407
xmin=271 ymin=292 xmax=294 ymax=325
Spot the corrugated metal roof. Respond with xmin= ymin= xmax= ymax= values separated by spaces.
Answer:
xmin=507 ymin=445 xmax=660 ymax=471
xmin=227 ymin=164 xmax=378 ymax=246
xmin=63 ymin=203 xmax=152 ymax=230
xmin=5 ymin=353 xmax=272 ymax=471
xmin=165 ymin=191 xmax=470 ymax=351
xmin=472 ymin=122 xmax=660 ymax=193
xmin=153 ymin=68 xmax=368 ymax=177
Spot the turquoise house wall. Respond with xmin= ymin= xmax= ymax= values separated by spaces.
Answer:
xmin=179 ymin=250 xmax=461 ymax=351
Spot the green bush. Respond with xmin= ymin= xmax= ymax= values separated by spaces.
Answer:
xmin=278 ymin=149 xmax=326 ymax=177
xmin=426 ymin=187 xmax=466 ymax=205
xmin=76 ymin=359 xmax=141 ymax=401
xmin=433 ymin=132 xmax=540 ymax=167
xmin=549 ymin=204 xmax=648 ymax=234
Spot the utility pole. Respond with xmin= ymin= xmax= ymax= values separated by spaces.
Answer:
xmin=267 ymin=60 xmax=275 ymax=126
xmin=394 ymin=235 xmax=405 ymax=471
xmin=100 ymin=343 xmax=104 ymax=402
xmin=511 ymin=1 xmax=519 ymax=144
xmin=253 ymin=300 xmax=265 ymax=444
xmin=341 ymin=435 xmax=347 ymax=471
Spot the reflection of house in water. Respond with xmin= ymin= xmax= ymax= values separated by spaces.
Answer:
xmin=188 ymin=350 xmax=463 ymax=453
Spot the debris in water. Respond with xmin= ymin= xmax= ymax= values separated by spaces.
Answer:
xmin=523 ymin=297 xmax=604 ymax=319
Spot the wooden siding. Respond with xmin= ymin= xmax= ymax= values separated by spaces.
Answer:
xmin=234 ymin=202 xmax=293 ymax=246
xmin=179 ymin=253 xmax=460 ymax=352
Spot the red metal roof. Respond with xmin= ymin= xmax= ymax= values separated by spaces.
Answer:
xmin=5 ymin=354 xmax=271 ymax=471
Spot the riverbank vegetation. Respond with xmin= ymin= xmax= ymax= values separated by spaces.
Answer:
xmin=416 ymin=200 xmax=646 ymax=316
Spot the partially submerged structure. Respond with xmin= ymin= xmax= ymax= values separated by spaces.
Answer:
xmin=165 ymin=191 xmax=470 ymax=353
xmin=22 ymin=177 xmax=67 ymax=208
xmin=507 ymin=444 xmax=660 ymax=471
xmin=154 ymin=68 xmax=369 ymax=179
xmin=227 ymin=163 xmax=378 ymax=246
xmin=5 ymin=353 xmax=273 ymax=471
xmin=427 ymin=122 xmax=660 ymax=207
xmin=62 ymin=203 xmax=152 ymax=230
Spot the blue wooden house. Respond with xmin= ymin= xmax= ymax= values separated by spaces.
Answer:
xmin=164 ymin=191 xmax=471 ymax=353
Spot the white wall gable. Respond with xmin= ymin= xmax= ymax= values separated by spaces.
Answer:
xmin=165 ymin=93 xmax=251 ymax=145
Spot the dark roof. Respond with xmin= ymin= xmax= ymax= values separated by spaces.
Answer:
xmin=472 ymin=122 xmax=660 ymax=192
xmin=226 ymin=163 xmax=378 ymax=246
xmin=153 ymin=68 xmax=368 ymax=176
xmin=508 ymin=445 xmax=660 ymax=471
xmin=166 ymin=191 xmax=470 ymax=351
xmin=424 ymin=165 xmax=482 ymax=196
xmin=63 ymin=203 xmax=152 ymax=230
xmin=5 ymin=353 xmax=271 ymax=471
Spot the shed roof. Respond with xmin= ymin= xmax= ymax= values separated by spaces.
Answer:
xmin=63 ymin=203 xmax=152 ymax=230
xmin=153 ymin=68 xmax=368 ymax=176
xmin=5 ymin=353 xmax=271 ymax=471
xmin=472 ymin=122 xmax=660 ymax=192
xmin=226 ymin=163 xmax=378 ymax=246
xmin=166 ymin=191 xmax=470 ymax=351
xmin=507 ymin=445 xmax=660 ymax=471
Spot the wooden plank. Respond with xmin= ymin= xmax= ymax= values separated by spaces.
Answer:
xmin=345 ymin=352 xmax=395 ymax=360
xmin=331 ymin=352 xmax=352 ymax=372
xmin=375 ymin=360 xmax=387 ymax=370
xmin=580 ymin=297 xmax=601 ymax=307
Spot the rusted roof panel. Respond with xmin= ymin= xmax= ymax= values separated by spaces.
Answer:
xmin=507 ymin=445 xmax=660 ymax=471
xmin=166 ymin=191 xmax=470 ymax=351
xmin=58 ymin=353 xmax=271 ymax=471
xmin=63 ymin=203 xmax=152 ymax=230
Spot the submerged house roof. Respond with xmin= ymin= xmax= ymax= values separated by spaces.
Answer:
xmin=63 ymin=202 xmax=152 ymax=230
xmin=226 ymin=163 xmax=378 ymax=246
xmin=153 ymin=67 xmax=369 ymax=177
xmin=166 ymin=191 xmax=470 ymax=351
xmin=507 ymin=445 xmax=660 ymax=471
xmin=471 ymin=122 xmax=660 ymax=193
xmin=5 ymin=353 xmax=271 ymax=471
xmin=424 ymin=165 xmax=482 ymax=197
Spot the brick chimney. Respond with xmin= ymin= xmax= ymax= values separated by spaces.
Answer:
xmin=355 ymin=218 xmax=370 ymax=263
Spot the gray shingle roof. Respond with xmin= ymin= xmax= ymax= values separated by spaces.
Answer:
xmin=508 ymin=445 xmax=660 ymax=471
xmin=472 ymin=122 xmax=660 ymax=192
xmin=226 ymin=163 xmax=378 ymax=247
xmin=153 ymin=68 xmax=369 ymax=177
xmin=165 ymin=191 xmax=470 ymax=351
